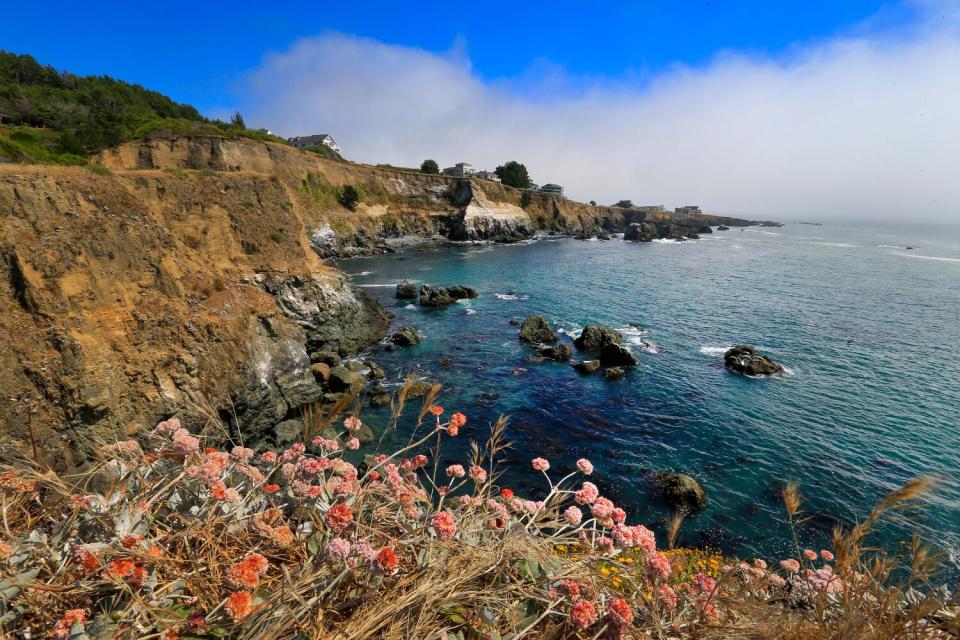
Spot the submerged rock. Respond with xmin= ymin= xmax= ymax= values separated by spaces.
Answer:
xmin=538 ymin=344 xmax=572 ymax=361
xmin=519 ymin=315 xmax=557 ymax=344
xmin=723 ymin=345 xmax=784 ymax=376
xmin=573 ymin=360 xmax=601 ymax=375
xmin=602 ymin=366 xmax=626 ymax=381
xmin=717 ymin=225 xmax=730 ymax=231
xmin=395 ymin=280 xmax=417 ymax=299
xmin=599 ymin=343 xmax=638 ymax=367
xmin=656 ymin=472 xmax=708 ymax=512
xmin=390 ymin=326 xmax=421 ymax=346
xmin=574 ymin=324 xmax=624 ymax=351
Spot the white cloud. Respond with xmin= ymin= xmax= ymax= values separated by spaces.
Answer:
xmin=238 ymin=6 xmax=960 ymax=221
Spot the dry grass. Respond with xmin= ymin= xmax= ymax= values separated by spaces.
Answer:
xmin=0 ymin=388 xmax=955 ymax=640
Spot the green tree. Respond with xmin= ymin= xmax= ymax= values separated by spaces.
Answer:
xmin=230 ymin=111 xmax=246 ymax=129
xmin=338 ymin=185 xmax=363 ymax=210
xmin=614 ymin=200 xmax=634 ymax=208
xmin=420 ymin=159 xmax=439 ymax=174
xmin=494 ymin=161 xmax=530 ymax=189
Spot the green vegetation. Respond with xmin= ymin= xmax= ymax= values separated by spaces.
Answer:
xmin=0 ymin=51 xmax=287 ymax=164
xmin=614 ymin=200 xmax=634 ymax=208
xmin=305 ymin=145 xmax=344 ymax=162
xmin=338 ymin=185 xmax=364 ymax=210
xmin=302 ymin=173 xmax=341 ymax=208
xmin=494 ymin=160 xmax=530 ymax=189
xmin=420 ymin=158 xmax=439 ymax=174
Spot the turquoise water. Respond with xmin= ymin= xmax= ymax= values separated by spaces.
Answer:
xmin=342 ymin=223 xmax=960 ymax=576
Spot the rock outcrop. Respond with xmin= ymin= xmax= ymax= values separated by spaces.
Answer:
xmin=519 ymin=316 xmax=557 ymax=344
xmin=419 ymin=284 xmax=478 ymax=306
xmin=390 ymin=326 xmax=421 ymax=346
xmin=602 ymin=367 xmax=626 ymax=381
xmin=599 ymin=344 xmax=638 ymax=367
xmin=655 ymin=472 xmax=708 ymax=513
xmin=538 ymin=344 xmax=572 ymax=361
xmin=395 ymin=280 xmax=417 ymax=299
xmin=723 ymin=345 xmax=784 ymax=376
xmin=574 ymin=324 xmax=625 ymax=351
xmin=573 ymin=360 xmax=601 ymax=375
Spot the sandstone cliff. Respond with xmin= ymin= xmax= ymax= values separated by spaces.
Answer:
xmin=0 ymin=136 xmax=758 ymax=465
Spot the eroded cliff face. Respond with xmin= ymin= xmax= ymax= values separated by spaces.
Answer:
xmin=0 ymin=136 xmax=754 ymax=465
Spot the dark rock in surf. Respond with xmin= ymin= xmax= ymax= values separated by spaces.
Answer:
xmin=519 ymin=316 xmax=557 ymax=344
xmin=602 ymin=366 xmax=626 ymax=381
xmin=656 ymin=472 xmax=708 ymax=512
xmin=599 ymin=343 xmax=638 ymax=367
xmin=395 ymin=280 xmax=417 ymax=299
xmin=573 ymin=360 xmax=601 ymax=375
xmin=390 ymin=326 xmax=421 ymax=346
xmin=574 ymin=324 xmax=625 ymax=351
xmin=723 ymin=345 xmax=784 ymax=376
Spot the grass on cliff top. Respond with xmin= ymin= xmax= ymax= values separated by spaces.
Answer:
xmin=0 ymin=377 xmax=954 ymax=639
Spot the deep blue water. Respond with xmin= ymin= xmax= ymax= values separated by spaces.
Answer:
xmin=341 ymin=222 xmax=960 ymax=577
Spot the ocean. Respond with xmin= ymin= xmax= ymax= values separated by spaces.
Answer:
xmin=340 ymin=222 xmax=960 ymax=577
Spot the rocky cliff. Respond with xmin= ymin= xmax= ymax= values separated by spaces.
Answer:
xmin=0 ymin=136 xmax=763 ymax=466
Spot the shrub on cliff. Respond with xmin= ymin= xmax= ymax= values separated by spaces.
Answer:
xmin=494 ymin=160 xmax=530 ymax=189
xmin=338 ymin=184 xmax=364 ymax=210
xmin=420 ymin=158 xmax=439 ymax=174
xmin=0 ymin=380 xmax=950 ymax=639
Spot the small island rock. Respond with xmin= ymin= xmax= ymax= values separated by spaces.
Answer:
xmin=573 ymin=360 xmax=601 ymax=375
xmin=519 ymin=315 xmax=557 ymax=344
xmin=599 ymin=343 xmax=638 ymax=367
xmin=395 ymin=280 xmax=417 ymax=299
xmin=723 ymin=345 xmax=784 ymax=376
xmin=538 ymin=344 xmax=572 ymax=361
xmin=656 ymin=472 xmax=708 ymax=512
xmin=602 ymin=366 xmax=626 ymax=381
xmin=390 ymin=326 xmax=421 ymax=346
xmin=574 ymin=324 xmax=625 ymax=351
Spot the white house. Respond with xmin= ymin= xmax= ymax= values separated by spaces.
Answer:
xmin=288 ymin=134 xmax=341 ymax=153
xmin=540 ymin=183 xmax=564 ymax=196
xmin=442 ymin=162 xmax=475 ymax=177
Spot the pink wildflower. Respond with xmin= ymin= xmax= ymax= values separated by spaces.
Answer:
xmin=412 ymin=454 xmax=428 ymax=469
xmin=596 ymin=536 xmax=614 ymax=553
xmin=570 ymin=599 xmax=598 ymax=629
xmin=344 ymin=416 xmax=362 ymax=431
xmin=431 ymin=510 xmax=458 ymax=540
xmin=692 ymin=572 xmax=717 ymax=593
xmin=260 ymin=451 xmax=278 ymax=465
xmin=225 ymin=591 xmax=255 ymax=621
xmin=326 ymin=503 xmax=353 ymax=530
xmin=376 ymin=547 xmax=399 ymax=574
xmin=657 ymin=584 xmax=678 ymax=608
xmin=172 ymin=428 xmax=200 ymax=454
xmin=821 ymin=549 xmax=834 ymax=561
xmin=469 ymin=465 xmax=487 ymax=483
xmin=590 ymin=496 xmax=614 ymax=520
xmin=448 ymin=412 xmax=467 ymax=436
xmin=576 ymin=458 xmax=594 ymax=475
xmin=803 ymin=549 xmax=818 ymax=561
xmin=345 ymin=436 xmax=360 ymax=450
xmin=606 ymin=598 xmax=634 ymax=630
xmin=51 ymin=609 xmax=88 ymax=638
xmin=780 ymin=558 xmax=801 ymax=573
xmin=231 ymin=446 xmax=254 ymax=461
xmin=647 ymin=552 xmax=672 ymax=580
xmin=324 ymin=537 xmax=351 ymax=561
xmin=753 ymin=558 xmax=768 ymax=570
xmin=430 ymin=405 xmax=444 ymax=417
xmin=446 ymin=464 xmax=465 ymax=478
xmin=611 ymin=507 xmax=626 ymax=524
xmin=564 ymin=506 xmax=583 ymax=526
xmin=574 ymin=481 xmax=599 ymax=505
xmin=531 ymin=457 xmax=550 ymax=472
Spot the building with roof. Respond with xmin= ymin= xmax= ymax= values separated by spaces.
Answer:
xmin=442 ymin=162 xmax=475 ymax=177
xmin=288 ymin=134 xmax=340 ymax=153
xmin=540 ymin=183 xmax=564 ymax=196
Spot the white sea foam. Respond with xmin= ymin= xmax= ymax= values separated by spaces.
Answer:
xmin=890 ymin=252 xmax=960 ymax=263
xmin=404 ymin=304 xmax=416 ymax=310
xmin=876 ymin=244 xmax=904 ymax=249
xmin=357 ymin=283 xmax=398 ymax=288
xmin=618 ymin=325 xmax=658 ymax=353
xmin=651 ymin=238 xmax=691 ymax=244
xmin=348 ymin=270 xmax=373 ymax=276
xmin=699 ymin=345 xmax=732 ymax=356
xmin=495 ymin=293 xmax=528 ymax=300
xmin=465 ymin=308 xmax=477 ymax=315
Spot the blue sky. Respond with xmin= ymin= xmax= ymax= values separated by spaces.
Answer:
xmin=2 ymin=1 xmax=905 ymax=113
xmin=3 ymin=1 xmax=958 ymax=219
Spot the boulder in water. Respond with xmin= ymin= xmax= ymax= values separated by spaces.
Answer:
xmin=624 ymin=222 xmax=658 ymax=242
xmin=599 ymin=343 xmax=638 ymax=367
xmin=519 ymin=315 xmax=557 ymax=344
xmin=573 ymin=360 xmax=601 ymax=375
xmin=602 ymin=366 xmax=626 ymax=381
xmin=717 ymin=225 xmax=730 ymax=231
xmin=538 ymin=344 xmax=572 ymax=361
xmin=723 ymin=345 xmax=784 ymax=376
xmin=390 ymin=326 xmax=421 ymax=346
xmin=656 ymin=472 xmax=708 ymax=512
xmin=395 ymin=280 xmax=417 ymax=299
xmin=574 ymin=324 xmax=625 ymax=351
xmin=419 ymin=283 xmax=477 ymax=306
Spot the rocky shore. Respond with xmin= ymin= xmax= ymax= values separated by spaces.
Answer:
xmin=0 ymin=135 xmax=779 ymax=469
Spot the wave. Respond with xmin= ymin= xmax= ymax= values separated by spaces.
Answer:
xmin=890 ymin=252 xmax=960 ymax=263
xmin=495 ymin=293 xmax=529 ymax=300
xmin=619 ymin=325 xmax=658 ymax=353
xmin=651 ymin=238 xmax=693 ymax=244
xmin=876 ymin=245 xmax=904 ymax=250
xmin=464 ymin=308 xmax=477 ymax=315
xmin=357 ymin=283 xmax=398 ymax=288
xmin=348 ymin=270 xmax=373 ymax=276
xmin=404 ymin=304 xmax=416 ymax=310
xmin=699 ymin=345 xmax=732 ymax=356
